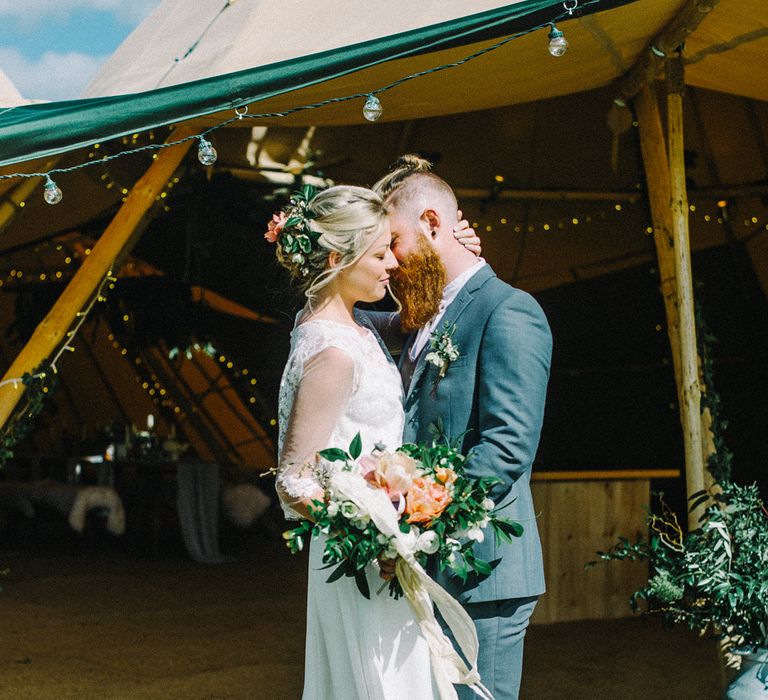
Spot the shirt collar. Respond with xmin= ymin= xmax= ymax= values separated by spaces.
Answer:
xmin=441 ymin=258 xmax=486 ymax=306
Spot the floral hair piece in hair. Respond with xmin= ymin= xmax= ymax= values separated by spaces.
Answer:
xmin=264 ymin=184 xmax=321 ymax=278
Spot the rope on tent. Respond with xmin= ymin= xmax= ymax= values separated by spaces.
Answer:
xmin=0 ymin=0 xmax=601 ymax=198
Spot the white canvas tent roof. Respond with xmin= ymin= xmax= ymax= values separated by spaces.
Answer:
xmin=0 ymin=68 xmax=33 ymax=108
xmin=84 ymin=0 xmax=768 ymax=120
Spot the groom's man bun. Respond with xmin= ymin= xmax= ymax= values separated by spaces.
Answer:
xmin=373 ymin=154 xmax=433 ymax=201
xmin=373 ymin=154 xmax=457 ymax=217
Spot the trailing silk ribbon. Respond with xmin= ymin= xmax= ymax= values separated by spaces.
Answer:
xmin=330 ymin=471 xmax=494 ymax=700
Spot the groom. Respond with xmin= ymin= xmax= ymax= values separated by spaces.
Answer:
xmin=368 ymin=157 xmax=552 ymax=700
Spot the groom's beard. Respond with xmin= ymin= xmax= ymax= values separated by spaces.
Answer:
xmin=390 ymin=236 xmax=447 ymax=333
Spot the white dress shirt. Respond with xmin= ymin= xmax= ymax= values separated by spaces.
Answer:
xmin=409 ymin=259 xmax=486 ymax=361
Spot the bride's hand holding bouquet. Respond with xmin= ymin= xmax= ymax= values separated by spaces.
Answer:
xmin=283 ymin=429 xmax=523 ymax=600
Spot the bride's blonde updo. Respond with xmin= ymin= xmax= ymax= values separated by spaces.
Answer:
xmin=266 ymin=185 xmax=389 ymax=302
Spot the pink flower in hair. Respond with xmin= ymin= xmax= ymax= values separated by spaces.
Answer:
xmin=265 ymin=211 xmax=287 ymax=243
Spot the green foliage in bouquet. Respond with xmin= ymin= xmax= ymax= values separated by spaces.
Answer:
xmin=398 ymin=438 xmax=523 ymax=583
xmin=594 ymin=482 xmax=768 ymax=651
xmin=283 ymin=430 xmax=523 ymax=600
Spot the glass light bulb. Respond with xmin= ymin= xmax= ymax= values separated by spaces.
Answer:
xmin=197 ymin=137 xmax=218 ymax=166
xmin=548 ymin=25 xmax=568 ymax=57
xmin=43 ymin=177 xmax=63 ymax=205
xmin=363 ymin=94 xmax=383 ymax=122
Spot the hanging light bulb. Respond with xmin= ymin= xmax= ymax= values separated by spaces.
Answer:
xmin=43 ymin=175 xmax=63 ymax=205
xmin=197 ymin=136 xmax=218 ymax=166
xmin=547 ymin=23 xmax=568 ymax=57
xmin=363 ymin=94 xmax=383 ymax=122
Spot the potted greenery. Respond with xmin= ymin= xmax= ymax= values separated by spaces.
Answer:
xmin=595 ymin=480 xmax=768 ymax=697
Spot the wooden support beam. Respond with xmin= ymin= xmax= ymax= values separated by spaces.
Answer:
xmin=0 ymin=125 xmax=196 ymax=432
xmin=635 ymin=84 xmax=683 ymax=387
xmin=666 ymin=58 xmax=707 ymax=528
xmin=635 ymin=78 xmax=709 ymax=530
xmin=615 ymin=0 xmax=721 ymax=106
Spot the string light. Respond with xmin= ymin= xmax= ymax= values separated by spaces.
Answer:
xmin=0 ymin=5 xmax=588 ymax=190
xmin=362 ymin=94 xmax=383 ymax=122
xmin=43 ymin=175 xmax=63 ymax=205
xmin=547 ymin=23 xmax=568 ymax=57
xmin=0 ymin=268 xmax=115 ymax=390
xmin=197 ymin=136 xmax=218 ymax=166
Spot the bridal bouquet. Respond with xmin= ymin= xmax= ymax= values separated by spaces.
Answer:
xmin=283 ymin=432 xmax=523 ymax=599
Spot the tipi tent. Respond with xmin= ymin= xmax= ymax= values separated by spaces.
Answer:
xmin=1 ymin=1 xmax=767 ymax=610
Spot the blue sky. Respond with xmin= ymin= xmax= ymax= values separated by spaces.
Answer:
xmin=0 ymin=0 xmax=162 ymax=101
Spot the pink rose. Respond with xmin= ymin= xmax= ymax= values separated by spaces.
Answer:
xmin=265 ymin=211 xmax=287 ymax=243
xmin=363 ymin=452 xmax=420 ymax=502
xmin=358 ymin=454 xmax=379 ymax=478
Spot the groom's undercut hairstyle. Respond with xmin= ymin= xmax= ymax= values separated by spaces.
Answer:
xmin=373 ymin=154 xmax=458 ymax=222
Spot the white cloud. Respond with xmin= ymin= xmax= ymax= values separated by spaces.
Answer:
xmin=0 ymin=47 xmax=107 ymax=101
xmin=0 ymin=0 xmax=161 ymax=28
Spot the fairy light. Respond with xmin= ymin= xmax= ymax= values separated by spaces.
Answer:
xmin=197 ymin=136 xmax=218 ymax=165
xmin=362 ymin=94 xmax=383 ymax=122
xmin=0 ymin=268 xmax=116 ymax=390
xmin=547 ymin=23 xmax=568 ymax=56
xmin=43 ymin=175 xmax=63 ymax=205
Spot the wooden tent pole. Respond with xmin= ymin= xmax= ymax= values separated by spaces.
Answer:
xmin=615 ymin=0 xmax=720 ymax=106
xmin=636 ymin=83 xmax=715 ymax=522
xmin=635 ymin=84 xmax=683 ymax=389
xmin=667 ymin=58 xmax=707 ymax=528
xmin=0 ymin=125 xmax=196 ymax=432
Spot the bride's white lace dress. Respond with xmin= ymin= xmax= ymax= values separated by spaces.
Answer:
xmin=276 ymin=318 xmax=438 ymax=700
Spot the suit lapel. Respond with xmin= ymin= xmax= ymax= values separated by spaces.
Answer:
xmin=354 ymin=310 xmax=396 ymax=366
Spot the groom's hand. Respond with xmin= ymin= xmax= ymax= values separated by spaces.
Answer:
xmin=453 ymin=210 xmax=482 ymax=256
xmin=377 ymin=556 xmax=397 ymax=581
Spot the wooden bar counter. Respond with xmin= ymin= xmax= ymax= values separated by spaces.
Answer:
xmin=529 ymin=469 xmax=680 ymax=624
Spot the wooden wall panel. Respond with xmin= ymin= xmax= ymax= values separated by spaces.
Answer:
xmin=530 ymin=478 xmax=650 ymax=624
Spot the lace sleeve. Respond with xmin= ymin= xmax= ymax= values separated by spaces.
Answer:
xmin=276 ymin=346 xmax=356 ymax=519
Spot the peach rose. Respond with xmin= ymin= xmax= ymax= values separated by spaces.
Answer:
xmin=405 ymin=476 xmax=452 ymax=525
xmin=265 ymin=211 xmax=287 ymax=243
xmin=434 ymin=466 xmax=458 ymax=487
xmin=363 ymin=452 xmax=420 ymax=501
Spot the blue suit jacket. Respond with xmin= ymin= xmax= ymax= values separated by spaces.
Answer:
xmin=368 ymin=265 xmax=551 ymax=603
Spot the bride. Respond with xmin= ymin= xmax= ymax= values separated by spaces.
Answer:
xmin=272 ymin=185 xmax=477 ymax=699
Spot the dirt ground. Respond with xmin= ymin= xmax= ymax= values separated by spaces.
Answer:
xmin=0 ymin=524 xmax=724 ymax=700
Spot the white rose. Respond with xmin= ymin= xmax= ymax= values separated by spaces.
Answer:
xmin=340 ymin=501 xmax=359 ymax=519
xmin=352 ymin=513 xmax=371 ymax=529
xmin=384 ymin=543 xmax=398 ymax=560
xmin=482 ymin=498 xmax=495 ymax=511
xmin=416 ymin=531 xmax=440 ymax=555
xmin=326 ymin=502 xmax=339 ymax=517
xmin=467 ymin=527 xmax=484 ymax=543
xmin=402 ymin=527 xmax=419 ymax=554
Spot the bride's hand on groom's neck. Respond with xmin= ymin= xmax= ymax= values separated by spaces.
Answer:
xmin=453 ymin=209 xmax=481 ymax=256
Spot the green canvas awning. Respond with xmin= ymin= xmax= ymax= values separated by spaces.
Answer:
xmin=0 ymin=0 xmax=634 ymax=168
